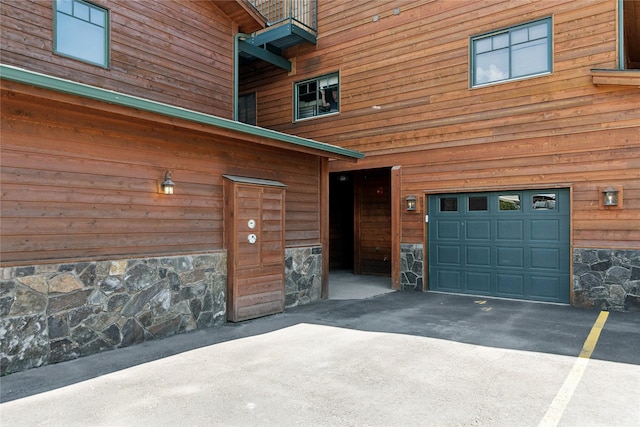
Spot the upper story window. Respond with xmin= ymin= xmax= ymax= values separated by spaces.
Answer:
xmin=295 ymin=73 xmax=339 ymax=121
xmin=54 ymin=0 xmax=109 ymax=67
xmin=238 ymin=92 xmax=257 ymax=125
xmin=471 ymin=18 xmax=552 ymax=87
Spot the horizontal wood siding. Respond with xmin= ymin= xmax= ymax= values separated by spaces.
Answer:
xmin=241 ymin=0 xmax=640 ymax=250
xmin=1 ymin=88 xmax=321 ymax=265
xmin=0 ymin=0 xmax=234 ymax=118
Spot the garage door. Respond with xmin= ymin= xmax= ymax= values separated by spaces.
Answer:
xmin=428 ymin=189 xmax=570 ymax=303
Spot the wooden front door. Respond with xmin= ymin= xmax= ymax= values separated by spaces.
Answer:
xmin=223 ymin=175 xmax=286 ymax=322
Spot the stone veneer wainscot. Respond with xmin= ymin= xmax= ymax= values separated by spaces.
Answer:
xmin=1 ymin=247 xmax=325 ymax=376
xmin=401 ymin=244 xmax=424 ymax=291
xmin=573 ymin=248 xmax=640 ymax=312
xmin=0 ymin=253 xmax=227 ymax=375
xmin=285 ymin=246 xmax=322 ymax=307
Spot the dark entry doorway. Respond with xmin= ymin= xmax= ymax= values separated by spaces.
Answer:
xmin=329 ymin=168 xmax=392 ymax=277
xmin=329 ymin=172 xmax=354 ymax=271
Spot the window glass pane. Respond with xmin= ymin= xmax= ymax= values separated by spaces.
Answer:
xmin=529 ymin=23 xmax=548 ymax=40
xmin=238 ymin=92 xmax=256 ymax=125
xmin=74 ymin=1 xmax=90 ymax=20
xmin=440 ymin=197 xmax=458 ymax=212
xmin=91 ymin=8 xmax=105 ymax=26
xmin=511 ymin=28 xmax=529 ymax=44
xmin=57 ymin=0 xmax=72 ymax=14
xmin=475 ymin=48 xmax=509 ymax=85
xmin=469 ymin=196 xmax=488 ymax=211
xmin=56 ymin=12 xmax=106 ymax=65
xmin=512 ymin=38 xmax=548 ymax=77
xmin=493 ymin=33 xmax=509 ymax=49
xmin=475 ymin=38 xmax=492 ymax=54
xmin=499 ymin=195 xmax=521 ymax=211
xmin=533 ymin=194 xmax=556 ymax=210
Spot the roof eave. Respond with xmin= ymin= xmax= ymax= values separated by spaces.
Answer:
xmin=0 ymin=64 xmax=364 ymax=161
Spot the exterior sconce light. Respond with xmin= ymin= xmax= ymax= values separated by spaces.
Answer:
xmin=602 ymin=187 xmax=619 ymax=206
xmin=161 ymin=171 xmax=175 ymax=195
xmin=406 ymin=195 xmax=417 ymax=211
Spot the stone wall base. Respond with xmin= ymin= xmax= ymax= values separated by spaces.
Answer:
xmin=1 ymin=253 xmax=227 ymax=376
xmin=573 ymin=248 xmax=640 ymax=312
xmin=1 ymin=246 xmax=324 ymax=375
xmin=285 ymin=246 xmax=322 ymax=307
xmin=401 ymin=244 xmax=424 ymax=291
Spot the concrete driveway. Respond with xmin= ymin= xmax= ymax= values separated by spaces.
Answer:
xmin=1 ymin=291 xmax=639 ymax=426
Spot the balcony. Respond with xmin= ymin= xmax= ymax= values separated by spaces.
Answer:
xmin=239 ymin=0 xmax=317 ymax=70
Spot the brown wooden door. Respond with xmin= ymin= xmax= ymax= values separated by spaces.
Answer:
xmin=224 ymin=176 xmax=286 ymax=322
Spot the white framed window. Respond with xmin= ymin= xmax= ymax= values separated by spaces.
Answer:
xmin=294 ymin=72 xmax=339 ymax=121
xmin=471 ymin=17 xmax=552 ymax=87
xmin=54 ymin=0 xmax=109 ymax=67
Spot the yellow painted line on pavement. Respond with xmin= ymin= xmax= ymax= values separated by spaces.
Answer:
xmin=539 ymin=310 xmax=609 ymax=427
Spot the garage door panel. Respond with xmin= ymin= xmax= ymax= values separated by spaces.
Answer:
xmin=437 ymin=245 xmax=461 ymax=265
xmin=437 ymin=221 xmax=460 ymax=239
xmin=531 ymin=219 xmax=560 ymax=241
xmin=466 ymin=220 xmax=491 ymax=240
xmin=466 ymin=271 xmax=491 ymax=293
xmin=530 ymin=247 xmax=560 ymax=269
xmin=436 ymin=269 xmax=462 ymax=291
xmin=467 ymin=246 xmax=491 ymax=266
xmin=530 ymin=275 xmax=562 ymax=299
xmin=497 ymin=273 xmax=524 ymax=296
xmin=498 ymin=220 xmax=524 ymax=240
xmin=429 ymin=189 xmax=570 ymax=304
xmin=497 ymin=247 xmax=524 ymax=268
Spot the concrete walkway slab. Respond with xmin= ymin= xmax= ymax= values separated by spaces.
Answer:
xmin=2 ymin=292 xmax=639 ymax=426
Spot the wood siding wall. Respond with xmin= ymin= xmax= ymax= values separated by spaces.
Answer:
xmin=0 ymin=0 xmax=234 ymax=118
xmin=0 ymin=87 xmax=322 ymax=265
xmin=241 ymin=0 xmax=640 ymax=250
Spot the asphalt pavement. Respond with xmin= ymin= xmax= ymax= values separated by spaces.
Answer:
xmin=1 ymin=291 xmax=639 ymax=426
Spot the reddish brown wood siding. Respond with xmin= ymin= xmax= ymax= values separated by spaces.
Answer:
xmin=0 ymin=87 xmax=322 ymax=265
xmin=241 ymin=0 xmax=640 ymax=250
xmin=0 ymin=0 xmax=234 ymax=118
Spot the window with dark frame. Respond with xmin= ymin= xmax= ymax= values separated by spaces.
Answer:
xmin=295 ymin=73 xmax=339 ymax=121
xmin=471 ymin=17 xmax=552 ymax=87
xmin=469 ymin=196 xmax=488 ymax=211
xmin=54 ymin=0 xmax=109 ymax=67
xmin=440 ymin=197 xmax=458 ymax=212
xmin=238 ymin=92 xmax=257 ymax=125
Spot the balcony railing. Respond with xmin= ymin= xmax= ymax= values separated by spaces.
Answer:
xmin=250 ymin=0 xmax=317 ymax=34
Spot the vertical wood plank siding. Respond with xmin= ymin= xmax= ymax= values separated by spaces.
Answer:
xmin=240 ymin=0 xmax=640 ymax=249
xmin=0 ymin=0 xmax=234 ymax=118
xmin=0 ymin=89 xmax=320 ymax=264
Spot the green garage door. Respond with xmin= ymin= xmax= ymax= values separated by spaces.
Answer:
xmin=428 ymin=189 xmax=570 ymax=303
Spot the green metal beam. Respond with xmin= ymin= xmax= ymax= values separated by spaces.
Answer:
xmin=0 ymin=64 xmax=364 ymax=160
xmin=238 ymin=40 xmax=291 ymax=71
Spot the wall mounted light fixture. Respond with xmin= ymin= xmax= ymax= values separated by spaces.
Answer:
xmin=161 ymin=171 xmax=175 ymax=195
xmin=406 ymin=195 xmax=417 ymax=211
xmin=602 ymin=187 xmax=619 ymax=206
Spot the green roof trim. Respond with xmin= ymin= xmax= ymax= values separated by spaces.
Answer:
xmin=0 ymin=64 xmax=364 ymax=160
xmin=223 ymin=174 xmax=287 ymax=187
